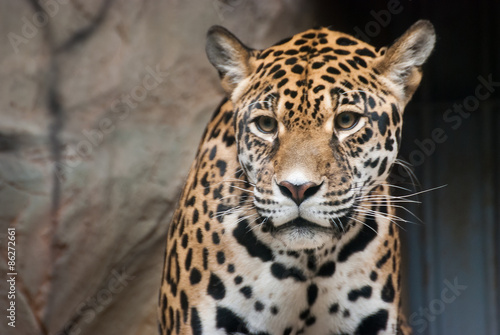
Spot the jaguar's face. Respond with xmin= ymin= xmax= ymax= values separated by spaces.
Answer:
xmin=206 ymin=23 xmax=435 ymax=249
xmin=234 ymin=66 xmax=402 ymax=249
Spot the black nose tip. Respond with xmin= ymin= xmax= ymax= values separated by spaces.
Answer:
xmin=278 ymin=181 xmax=322 ymax=205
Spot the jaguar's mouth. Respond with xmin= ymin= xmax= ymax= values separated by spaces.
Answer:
xmin=263 ymin=207 xmax=355 ymax=235
xmin=270 ymin=217 xmax=334 ymax=234
xmin=260 ymin=212 xmax=356 ymax=249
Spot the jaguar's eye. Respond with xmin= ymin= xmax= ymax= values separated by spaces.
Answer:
xmin=335 ymin=112 xmax=360 ymax=130
xmin=255 ymin=116 xmax=278 ymax=134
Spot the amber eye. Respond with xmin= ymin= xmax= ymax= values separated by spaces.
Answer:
xmin=255 ymin=116 xmax=278 ymax=134
xmin=335 ymin=112 xmax=360 ymax=130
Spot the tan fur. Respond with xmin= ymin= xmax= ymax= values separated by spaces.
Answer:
xmin=159 ymin=21 xmax=435 ymax=335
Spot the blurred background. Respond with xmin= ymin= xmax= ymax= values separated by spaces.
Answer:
xmin=0 ymin=1 xmax=498 ymax=334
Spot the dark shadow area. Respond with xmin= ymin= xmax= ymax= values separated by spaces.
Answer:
xmin=310 ymin=1 xmax=500 ymax=334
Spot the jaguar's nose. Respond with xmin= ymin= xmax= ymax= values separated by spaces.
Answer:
xmin=278 ymin=181 xmax=322 ymax=205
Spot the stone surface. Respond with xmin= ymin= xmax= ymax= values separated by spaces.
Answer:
xmin=0 ymin=1 xmax=316 ymax=334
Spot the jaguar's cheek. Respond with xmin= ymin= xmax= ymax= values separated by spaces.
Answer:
xmin=258 ymin=167 xmax=274 ymax=185
xmin=239 ymin=157 xmax=255 ymax=181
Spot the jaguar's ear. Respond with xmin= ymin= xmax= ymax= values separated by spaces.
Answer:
xmin=206 ymin=26 xmax=254 ymax=95
xmin=375 ymin=20 xmax=435 ymax=103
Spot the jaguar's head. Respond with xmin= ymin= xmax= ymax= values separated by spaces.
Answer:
xmin=206 ymin=21 xmax=435 ymax=249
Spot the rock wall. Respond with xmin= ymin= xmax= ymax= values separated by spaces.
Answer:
xmin=0 ymin=1 xmax=316 ymax=334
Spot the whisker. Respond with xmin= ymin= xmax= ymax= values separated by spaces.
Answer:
xmin=354 ymin=207 xmax=413 ymax=227
xmin=349 ymin=215 xmax=381 ymax=236
xmin=218 ymin=194 xmax=245 ymax=201
xmin=387 ymin=184 xmax=447 ymax=199
xmin=354 ymin=208 xmax=410 ymax=225
xmin=394 ymin=158 xmax=419 ymax=189
xmin=357 ymin=197 xmax=422 ymax=204
xmin=214 ymin=204 xmax=255 ymax=219
xmin=226 ymin=185 xmax=255 ymax=193
xmin=388 ymin=204 xmax=424 ymax=224
xmin=381 ymin=183 xmax=414 ymax=193
xmin=234 ymin=213 xmax=259 ymax=228
xmin=328 ymin=215 xmax=339 ymax=230
xmin=235 ymin=213 xmax=258 ymax=223
xmin=334 ymin=216 xmax=344 ymax=232
xmin=355 ymin=203 xmax=406 ymax=220
xmin=353 ymin=208 xmax=408 ymax=231
xmin=218 ymin=177 xmax=256 ymax=187
xmin=247 ymin=216 xmax=269 ymax=232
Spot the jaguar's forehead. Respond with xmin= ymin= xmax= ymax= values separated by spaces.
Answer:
xmin=242 ymin=27 xmax=390 ymax=129
xmin=259 ymin=27 xmax=381 ymax=62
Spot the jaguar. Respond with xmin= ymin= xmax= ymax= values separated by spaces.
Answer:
xmin=159 ymin=20 xmax=435 ymax=335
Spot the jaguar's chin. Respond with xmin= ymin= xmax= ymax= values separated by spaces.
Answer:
xmin=273 ymin=217 xmax=332 ymax=233
xmin=264 ymin=217 xmax=338 ymax=250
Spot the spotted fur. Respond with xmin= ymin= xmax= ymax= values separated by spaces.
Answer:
xmin=159 ymin=21 xmax=435 ymax=335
